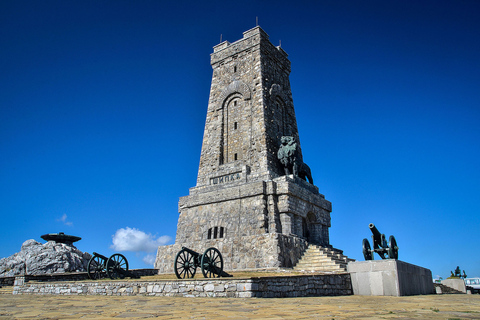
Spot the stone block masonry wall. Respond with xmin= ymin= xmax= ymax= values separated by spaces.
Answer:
xmin=156 ymin=175 xmax=332 ymax=273
xmin=155 ymin=233 xmax=309 ymax=274
xmin=198 ymin=26 xmax=299 ymax=187
xmin=155 ymin=26 xmax=337 ymax=274
xmin=13 ymin=274 xmax=353 ymax=298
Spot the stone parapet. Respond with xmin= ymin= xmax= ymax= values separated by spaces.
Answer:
xmin=13 ymin=273 xmax=353 ymax=298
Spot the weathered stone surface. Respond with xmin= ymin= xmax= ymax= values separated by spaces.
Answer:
xmin=155 ymin=27 xmax=335 ymax=273
xmin=347 ymin=260 xmax=435 ymax=296
xmin=0 ymin=239 xmax=91 ymax=277
xmin=13 ymin=274 xmax=353 ymax=298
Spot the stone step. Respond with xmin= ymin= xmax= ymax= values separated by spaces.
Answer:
xmin=302 ymin=251 xmax=350 ymax=263
xmin=295 ymin=265 xmax=344 ymax=271
xmin=295 ymin=258 xmax=346 ymax=265
xmin=295 ymin=265 xmax=345 ymax=272
xmin=297 ymin=255 xmax=339 ymax=261
xmin=293 ymin=244 xmax=355 ymax=273
xmin=306 ymin=248 xmax=348 ymax=260
xmin=295 ymin=262 xmax=343 ymax=268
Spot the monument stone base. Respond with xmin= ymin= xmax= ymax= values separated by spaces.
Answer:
xmin=347 ymin=260 xmax=434 ymax=296
xmin=441 ymin=278 xmax=467 ymax=293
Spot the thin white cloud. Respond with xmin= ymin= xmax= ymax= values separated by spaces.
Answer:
xmin=143 ymin=254 xmax=156 ymax=266
xmin=110 ymin=227 xmax=171 ymax=253
xmin=57 ymin=213 xmax=73 ymax=226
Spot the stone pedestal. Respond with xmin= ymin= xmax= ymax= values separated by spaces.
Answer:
xmin=347 ymin=260 xmax=434 ymax=296
xmin=441 ymin=279 xmax=466 ymax=293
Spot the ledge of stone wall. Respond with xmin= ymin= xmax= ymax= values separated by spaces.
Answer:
xmin=2 ymin=269 xmax=158 ymax=286
xmin=13 ymin=273 xmax=353 ymax=298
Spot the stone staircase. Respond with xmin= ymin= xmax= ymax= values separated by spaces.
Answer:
xmin=293 ymin=244 xmax=355 ymax=273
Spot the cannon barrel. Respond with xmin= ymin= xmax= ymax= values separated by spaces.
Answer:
xmin=363 ymin=223 xmax=399 ymax=260
xmin=369 ymin=223 xmax=380 ymax=236
xmin=181 ymin=246 xmax=201 ymax=258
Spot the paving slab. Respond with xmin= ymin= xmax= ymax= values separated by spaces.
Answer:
xmin=1 ymin=286 xmax=479 ymax=319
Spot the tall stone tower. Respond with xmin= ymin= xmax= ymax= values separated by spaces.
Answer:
xmin=155 ymin=27 xmax=334 ymax=272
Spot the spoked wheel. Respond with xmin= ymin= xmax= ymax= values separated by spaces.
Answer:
xmin=174 ymin=248 xmax=197 ymax=279
xmin=106 ymin=253 xmax=129 ymax=279
xmin=87 ymin=255 xmax=105 ymax=280
xmin=201 ymin=247 xmax=223 ymax=278
xmin=388 ymin=235 xmax=398 ymax=260
xmin=362 ymin=238 xmax=373 ymax=261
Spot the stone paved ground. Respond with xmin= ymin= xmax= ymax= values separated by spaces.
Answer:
xmin=1 ymin=286 xmax=479 ymax=320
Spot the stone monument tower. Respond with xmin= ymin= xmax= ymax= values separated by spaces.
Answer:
xmin=155 ymin=27 xmax=341 ymax=273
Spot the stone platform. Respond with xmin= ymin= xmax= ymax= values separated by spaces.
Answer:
xmin=347 ymin=260 xmax=435 ymax=296
xmin=440 ymin=278 xmax=467 ymax=293
xmin=13 ymin=273 xmax=353 ymax=298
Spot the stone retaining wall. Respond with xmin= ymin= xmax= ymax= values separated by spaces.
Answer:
xmin=13 ymin=273 xmax=353 ymax=298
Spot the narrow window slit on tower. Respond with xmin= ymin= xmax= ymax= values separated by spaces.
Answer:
xmin=208 ymin=228 xmax=212 ymax=240
xmin=234 ymin=122 xmax=237 ymax=130
xmin=214 ymin=227 xmax=218 ymax=239
xmin=234 ymin=153 xmax=238 ymax=160
xmin=234 ymin=66 xmax=237 ymax=73
xmin=219 ymin=227 xmax=224 ymax=238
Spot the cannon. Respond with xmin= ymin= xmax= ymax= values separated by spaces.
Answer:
xmin=362 ymin=223 xmax=398 ymax=260
xmin=174 ymin=247 xmax=225 ymax=279
xmin=87 ymin=252 xmax=138 ymax=280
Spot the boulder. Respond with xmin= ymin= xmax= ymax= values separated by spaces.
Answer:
xmin=0 ymin=239 xmax=92 ymax=277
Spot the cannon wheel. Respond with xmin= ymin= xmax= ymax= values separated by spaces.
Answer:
xmin=362 ymin=238 xmax=373 ymax=260
xmin=174 ymin=248 xmax=197 ymax=279
xmin=87 ymin=255 xmax=105 ymax=280
xmin=201 ymin=247 xmax=223 ymax=278
xmin=106 ymin=253 xmax=129 ymax=279
xmin=388 ymin=235 xmax=398 ymax=260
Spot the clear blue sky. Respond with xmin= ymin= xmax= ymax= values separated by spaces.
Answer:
xmin=1 ymin=1 xmax=479 ymax=279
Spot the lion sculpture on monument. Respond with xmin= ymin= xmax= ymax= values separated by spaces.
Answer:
xmin=277 ymin=136 xmax=314 ymax=184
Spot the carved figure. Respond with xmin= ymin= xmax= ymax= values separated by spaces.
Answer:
xmin=451 ymin=266 xmax=467 ymax=279
xmin=277 ymin=136 xmax=314 ymax=184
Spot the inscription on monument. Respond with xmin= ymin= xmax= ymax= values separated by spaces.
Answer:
xmin=210 ymin=172 xmax=241 ymax=185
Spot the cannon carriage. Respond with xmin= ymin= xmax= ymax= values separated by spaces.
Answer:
xmin=87 ymin=252 xmax=138 ymax=280
xmin=362 ymin=223 xmax=398 ymax=260
xmin=174 ymin=246 xmax=225 ymax=279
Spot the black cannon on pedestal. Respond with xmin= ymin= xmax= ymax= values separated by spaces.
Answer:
xmin=362 ymin=223 xmax=398 ymax=260
xmin=174 ymin=246 xmax=225 ymax=279
xmin=87 ymin=252 xmax=138 ymax=280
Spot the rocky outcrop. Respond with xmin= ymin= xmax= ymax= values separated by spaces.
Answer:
xmin=0 ymin=239 xmax=91 ymax=277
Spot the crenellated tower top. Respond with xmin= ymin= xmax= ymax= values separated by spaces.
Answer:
xmin=196 ymin=26 xmax=302 ymax=188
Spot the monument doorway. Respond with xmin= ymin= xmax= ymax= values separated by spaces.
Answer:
xmin=304 ymin=212 xmax=318 ymax=244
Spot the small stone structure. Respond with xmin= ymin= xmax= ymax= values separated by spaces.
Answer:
xmin=440 ymin=278 xmax=467 ymax=293
xmin=155 ymin=26 xmax=340 ymax=273
xmin=347 ymin=260 xmax=435 ymax=296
